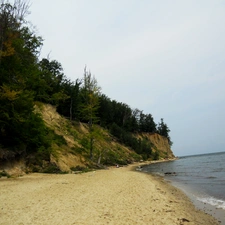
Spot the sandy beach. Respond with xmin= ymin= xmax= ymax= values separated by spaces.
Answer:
xmin=0 ymin=164 xmax=219 ymax=225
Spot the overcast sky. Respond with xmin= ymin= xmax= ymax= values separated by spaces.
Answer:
xmin=27 ymin=0 xmax=225 ymax=156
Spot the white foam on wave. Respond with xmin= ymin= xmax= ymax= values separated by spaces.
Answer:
xmin=152 ymin=172 xmax=164 ymax=177
xmin=197 ymin=196 xmax=225 ymax=210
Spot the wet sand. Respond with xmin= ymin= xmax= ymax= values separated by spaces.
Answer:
xmin=0 ymin=164 xmax=220 ymax=225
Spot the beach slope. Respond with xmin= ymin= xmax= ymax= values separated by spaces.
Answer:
xmin=0 ymin=165 xmax=219 ymax=225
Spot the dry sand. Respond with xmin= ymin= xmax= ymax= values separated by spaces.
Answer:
xmin=0 ymin=164 xmax=220 ymax=225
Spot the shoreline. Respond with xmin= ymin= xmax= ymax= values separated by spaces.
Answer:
xmin=0 ymin=164 xmax=220 ymax=225
xmin=135 ymin=160 xmax=225 ymax=225
xmin=169 ymin=180 xmax=225 ymax=225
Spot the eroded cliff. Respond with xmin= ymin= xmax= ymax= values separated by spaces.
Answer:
xmin=0 ymin=104 xmax=175 ymax=176
xmin=142 ymin=133 xmax=175 ymax=159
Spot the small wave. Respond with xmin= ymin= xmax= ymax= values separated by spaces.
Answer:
xmin=152 ymin=172 xmax=165 ymax=177
xmin=212 ymin=168 xmax=223 ymax=172
xmin=197 ymin=196 xmax=225 ymax=210
xmin=206 ymin=176 xmax=217 ymax=179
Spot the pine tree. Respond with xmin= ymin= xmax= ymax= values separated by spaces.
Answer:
xmin=157 ymin=118 xmax=173 ymax=146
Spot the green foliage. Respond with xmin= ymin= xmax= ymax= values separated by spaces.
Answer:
xmin=139 ymin=112 xmax=156 ymax=133
xmin=0 ymin=170 xmax=10 ymax=178
xmin=42 ymin=164 xmax=67 ymax=174
xmin=98 ymin=95 xmax=157 ymax=134
xmin=35 ymin=58 xmax=68 ymax=104
xmin=79 ymin=137 xmax=90 ymax=150
xmin=139 ymin=138 xmax=153 ymax=159
xmin=79 ymin=67 xmax=101 ymax=124
xmin=47 ymin=129 xmax=67 ymax=146
xmin=0 ymin=0 xmax=173 ymax=169
xmin=26 ymin=128 xmax=66 ymax=167
xmin=0 ymin=85 xmax=51 ymax=154
xmin=153 ymin=151 xmax=160 ymax=160
xmin=70 ymin=146 xmax=83 ymax=154
xmin=23 ymin=117 xmax=49 ymax=153
xmin=130 ymin=152 xmax=142 ymax=162
xmin=79 ymin=67 xmax=101 ymax=160
xmin=103 ymin=151 xmax=128 ymax=165
xmin=57 ymin=79 xmax=81 ymax=121
xmin=70 ymin=165 xmax=90 ymax=173
xmin=64 ymin=123 xmax=79 ymax=139
xmin=157 ymin=118 xmax=173 ymax=146
xmin=71 ymin=130 xmax=78 ymax=140
xmin=36 ymin=146 xmax=51 ymax=161
xmin=110 ymin=123 xmax=153 ymax=159
xmin=0 ymin=1 xmax=51 ymax=159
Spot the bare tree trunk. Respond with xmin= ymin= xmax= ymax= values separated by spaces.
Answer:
xmin=89 ymin=118 xmax=93 ymax=160
xmin=97 ymin=154 xmax=101 ymax=165
xmin=97 ymin=149 xmax=107 ymax=165
xmin=70 ymin=98 xmax=73 ymax=122
xmin=90 ymin=136 xmax=93 ymax=160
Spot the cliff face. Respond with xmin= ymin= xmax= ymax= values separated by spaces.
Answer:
xmin=139 ymin=133 xmax=175 ymax=159
xmin=34 ymin=104 xmax=142 ymax=171
xmin=0 ymin=104 xmax=175 ymax=176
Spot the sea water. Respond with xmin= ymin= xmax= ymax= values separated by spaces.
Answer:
xmin=141 ymin=152 xmax=225 ymax=222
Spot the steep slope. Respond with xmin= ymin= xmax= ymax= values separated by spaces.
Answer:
xmin=141 ymin=133 xmax=175 ymax=159
xmin=0 ymin=103 xmax=175 ymax=176
xmin=35 ymin=104 xmax=142 ymax=172
xmin=37 ymin=104 xmax=175 ymax=169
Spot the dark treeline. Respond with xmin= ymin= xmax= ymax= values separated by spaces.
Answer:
xmin=0 ymin=0 xmax=172 ymax=162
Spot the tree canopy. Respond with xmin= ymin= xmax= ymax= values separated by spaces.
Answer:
xmin=0 ymin=0 xmax=172 ymax=165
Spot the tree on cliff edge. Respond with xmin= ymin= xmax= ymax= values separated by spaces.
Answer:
xmin=157 ymin=118 xmax=173 ymax=146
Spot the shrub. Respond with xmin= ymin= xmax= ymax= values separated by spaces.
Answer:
xmin=0 ymin=170 xmax=9 ymax=178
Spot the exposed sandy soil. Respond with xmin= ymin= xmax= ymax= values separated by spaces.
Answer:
xmin=0 ymin=164 xmax=219 ymax=225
